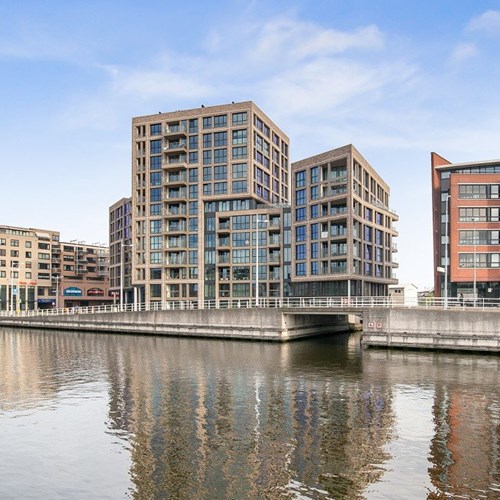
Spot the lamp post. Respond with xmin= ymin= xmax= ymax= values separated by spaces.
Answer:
xmin=255 ymin=216 xmax=268 ymax=307
xmin=120 ymin=242 xmax=133 ymax=309
xmin=444 ymin=194 xmax=451 ymax=308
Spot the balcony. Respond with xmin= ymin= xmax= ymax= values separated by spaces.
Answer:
xmin=163 ymin=124 xmax=187 ymax=137
xmin=163 ymin=155 xmax=187 ymax=169
xmin=166 ymin=173 xmax=187 ymax=185
xmin=163 ymin=140 xmax=187 ymax=152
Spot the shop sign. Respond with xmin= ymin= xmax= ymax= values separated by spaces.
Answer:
xmin=87 ymin=288 xmax=104 ymax=296
xmin=64 ymin=287 xmax=82 ymax=296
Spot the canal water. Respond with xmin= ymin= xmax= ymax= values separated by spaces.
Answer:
xmin=0 ymin=328 xmax=499 ymax=499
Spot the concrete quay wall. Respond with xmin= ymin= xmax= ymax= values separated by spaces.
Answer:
xmin=0 ymin=309 xmax=349 ymax=342
xmin=362 ymin=308 xmax=500 ymax=352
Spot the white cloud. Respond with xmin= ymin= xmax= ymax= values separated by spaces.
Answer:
xmin=249 ymin=18 xmax=384 ymax=65
xmin=448 ymin=42 xmax=479 ymax=65
xmin=466 ymin=10 xmax=500 ymax=33
xmin=259 ymin=58 xmax=416 ymax=118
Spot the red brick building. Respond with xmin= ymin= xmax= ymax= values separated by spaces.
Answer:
xmin=431 ymin=153 xmax=500 ymax=299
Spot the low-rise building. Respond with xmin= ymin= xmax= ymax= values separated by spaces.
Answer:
xmin=432 ymin=153 xmax=500 ymax=299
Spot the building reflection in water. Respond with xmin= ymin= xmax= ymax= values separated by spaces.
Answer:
xmin=104 ymin=334 xmax=395 ymax=498
xmin=1 ymin=329 xmax=499 ymax=498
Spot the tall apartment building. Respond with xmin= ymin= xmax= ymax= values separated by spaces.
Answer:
xmin=431 ymin=153 xmax=500 ymax=299
xmin=131 ymin=101 xmax=291 ymax=304
xmin=291 ymin=145 xmax=399 ymax=296
xmin=109 ymin=197 xmax=134 ymax=304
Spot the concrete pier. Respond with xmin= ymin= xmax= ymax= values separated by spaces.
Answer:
xmin=362 ymin=308 xmax=500 ymax=352
xmin=0 ymin=308 xmax=352 ymax=342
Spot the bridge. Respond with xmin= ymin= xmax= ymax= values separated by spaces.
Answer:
xmin=1 ymin=297 xmax=499 ymax=351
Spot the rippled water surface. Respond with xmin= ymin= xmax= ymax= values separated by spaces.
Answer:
xmin=1 ymin=328 xmax=499 ymax=499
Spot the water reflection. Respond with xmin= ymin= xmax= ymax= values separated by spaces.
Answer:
xmin=1 ymin=328 xmax=499 ymax=499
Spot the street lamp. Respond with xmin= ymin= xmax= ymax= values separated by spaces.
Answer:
xmin=255 ymin=216 xmax=268 ymax=307
xmin=120 ymin=242 xmax=133 ymax=309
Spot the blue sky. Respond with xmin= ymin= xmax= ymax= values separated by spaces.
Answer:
xmin=1 ymin=0 xmax=499 ymax=289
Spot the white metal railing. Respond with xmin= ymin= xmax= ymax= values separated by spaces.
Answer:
xmin=0 ymin=296 xmax=499 ymax=319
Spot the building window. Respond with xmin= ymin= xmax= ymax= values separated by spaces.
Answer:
xmin=232 ymin=112 xmax=247 ymax=125
xmin=203 ymin=150 xmax=212 ymax=165
xmin=214 ymin=131 xmax=227 ymax=147
xmin=150 ymin=203 xmax=162 ymax=216
xmin=150 ymin=140 xmax=162 ymax=154
xmin=214 ymin=182 xmax=227 ymax=195
xmin=189 ymin=119 xmax=198 ymax=134
xmin=203 ymin=117 xmax=212 ymax=129
xmin=150 ymin=188 xmax=161 ymax=202
xmin=214 ymin=165 xmax=227 ymax=180
xmin=232 ymin=163 xmax=247 ymax=178
xmin=295 ymin=207 xmax=306 ymax=222
xmin=232 ymin=216 xmax=250 ymax=230
xmin=296 ymin=225 xmax=306 ymax=242
xmin=203 ymin=166 xmax=212 ymax=181
xmin=214 ymin=115 xmax=227 ymax=128
xmin=189 ymin=152 xmax=198 ymax=164
xmin=150 ymin=172 xmax=161 ymax=186
xmin=296 ymin=189 xmax=306 ymax=206
xmin=203 ymin=184 xmax=212 ymax=195
xmin=203 ymin=133 xmax=212 ymax=148
xmin=232 ymin=129 xmax=247 ymax=145
xmin=232 ymin=147 xmax=247 ymax=159
xmin=311 ymin=166 xmax=319 ymax=184
xmin=150 ymin=252 xmax=162 ymax=264
xmin=150 ymin=155 xmax=162 ymax=170
xmin=150 ymin=236 xmax=162 ymax=249
xmin=232 ymin=180 xmax=247 ymax=193
xmin=189 ymin=185 xmax=198 ymax=199
xmin=296 ymin=244 xmax=306 ymax=260
xmin=295 ymin=171 xmax=306 ymax=188
xmin=296 ymin=262 xmax=306 ymax=276
xmin=150 ymin=123 xmax=161 ymax=135
xmin=214 ymin=148 xmax=227 ymax=164
xmin=150 ymin=220 xmax=162 ymax=234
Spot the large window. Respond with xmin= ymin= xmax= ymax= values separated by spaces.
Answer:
xmin=296 ymin=189 xmax=306 ymax=206
xmin=296 ymin=262 xmax=306 ymax=276
xmin=232 ymin=147 xmax=247 ymax=159
xmin=232 ymin=129 xmax=247 ymax=145
xmin=150 ymin=123 xmax=161 ymax=135
xmin=150 ymin=140 xmax=162 ymax=154
xmin=232 ymin=112 xmax=247 ymax=125
xmin=214 ymin=165 xmax=227 ymax=180
xmin=232 ymin=180 xmax=247 ymax=193
xmin=150 ymin=188 xmax=161 ymax=202
xmin=150 ymin=220 xmax=162 ymax=234
xmin=214 ymin=131 xmax=227 ymax=147
xmin=150 ymin=155 xmax=162 ymax=170
xmin=150 ymin=172 xmax=161 ymax=186
xmin=214 ymin=115 xmax=227 ymax=128
xmin=150 ymin=203 xmax=162 ymax=216
xmin=296 ymin=225 xmax=306 ymax=242
xmin=203 ymin=150 xmax=212 ymax=165
xmin=295 ymin=207 xmax=306 ymax=222
xmin=295 ymin=170 xmax=306 ymax=188
xmin=296 ymin=244 xmax=306 ymax=260
xmin=150 ymin=236 xmax=162 ymax=249
xmin=214 ymin=148 xmax=227 ymax=164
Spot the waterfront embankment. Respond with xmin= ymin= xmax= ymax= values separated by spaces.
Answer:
xmin=362 ymin=307 xmax=500 ymax=352
xmin=0 ymin=308 xmax=352 ymax=341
